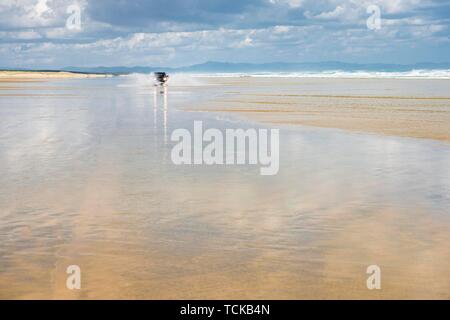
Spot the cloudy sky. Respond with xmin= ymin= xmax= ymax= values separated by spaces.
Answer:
xmin=0 ymin=0 xmax=449 ymax=68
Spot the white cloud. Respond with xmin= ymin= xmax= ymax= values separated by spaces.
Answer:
xmin=350 ymin=0 xmax=428 ymax=14
xmin=0 ymin=30 xmax=42 ymax=40
xmin=270 ymin=0 xmax=304 ymax=9
xmin=273 ymin=25 xmax=292 ymax=33
xmin=33 ymin=0 xmax=52 ymax=18
xmin=315 ymin=5 xmax=346 ymax=20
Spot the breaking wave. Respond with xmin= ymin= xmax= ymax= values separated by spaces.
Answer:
xmin=195 ymin=69 xmax=450 ymax=79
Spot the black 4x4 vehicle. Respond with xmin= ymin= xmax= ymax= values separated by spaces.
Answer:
xmin=154 ymin=72 xmax=169 ymax=86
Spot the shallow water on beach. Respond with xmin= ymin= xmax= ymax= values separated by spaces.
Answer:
xmin=0 ymin=76 xmax=449 ymax=299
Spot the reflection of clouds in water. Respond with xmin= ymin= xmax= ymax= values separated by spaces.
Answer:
xmin=2 ymin=99 xmax=91 ymax=179
xmin=1 ymin=77 xmax=449 ymax=299
xmin=282 ymin=129 xmax=450 ymax=211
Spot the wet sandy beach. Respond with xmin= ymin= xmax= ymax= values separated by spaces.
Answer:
xmin=0 ymin=75 xmax=449 ymax=299
xmin=191 ymin=77 xmax=450 ymax=142
xmin=0 ymin=70 xmax=110 ymax=80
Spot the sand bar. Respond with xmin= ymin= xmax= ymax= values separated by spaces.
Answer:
xmin=190 ymin=76 xmax=450 ymax=142
xmin=0 ymin=70 xmax=111 ymax=81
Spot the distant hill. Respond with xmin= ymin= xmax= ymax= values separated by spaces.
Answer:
xmin=6 ymin=61 xmax=450 ymax=75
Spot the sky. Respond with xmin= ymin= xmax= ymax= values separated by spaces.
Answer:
xmin=0 ymin=0 xmax=449 ymax=68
